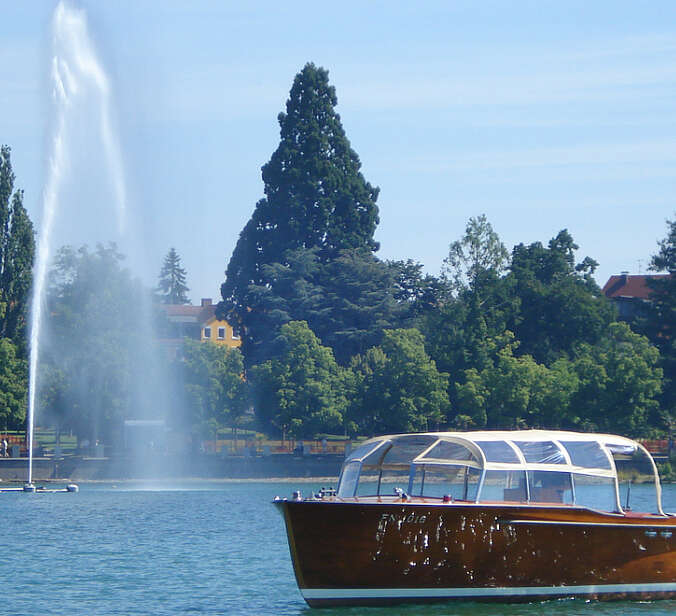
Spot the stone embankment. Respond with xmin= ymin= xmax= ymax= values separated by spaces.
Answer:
xmin=0 ymin=453 xmax=344 ymax=482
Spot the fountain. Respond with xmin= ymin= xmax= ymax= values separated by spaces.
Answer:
xmin=19 ymin=1 xmax=128 ymax=492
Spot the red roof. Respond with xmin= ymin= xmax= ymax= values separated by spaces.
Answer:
xmin=159 ymin=301 xmax=217 ymax=324
xmin=163 ymin=304 xmax=203 ymax=317
xmin=602 ymin=274 xmax=670 ymax=299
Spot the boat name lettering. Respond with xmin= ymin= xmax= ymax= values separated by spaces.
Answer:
xmin=379 ymin=513 xmax=428 ymax=525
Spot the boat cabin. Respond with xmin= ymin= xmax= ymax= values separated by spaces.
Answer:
xmin=337 ymin=430 xmax=667 ymax=516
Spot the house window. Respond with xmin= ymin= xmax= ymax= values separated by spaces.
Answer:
xmin=203 ymin=327 xmax=211 ymax=339
xmin=218 ymin=327 xmax=225 ymax=339
xmin=232 ymin=329 xmax=241 ymax=340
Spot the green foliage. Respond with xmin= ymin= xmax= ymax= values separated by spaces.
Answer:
xmin=442 ymin=214 xmax=509 ymax=293
xmin=157 ymin=247 xmax=190 ymax=304
xmin=313 ymin=249 xmax=404 ymax=363
xmin=388 ymin=258 xmax=447 ymax=321
xmin=220 ymin=63 xmax=381 ymax=364
xmin=453 ymin=334 xmax=578 ymax=429
xmin=250 ymin=321 xmax=346 ymax=439
xmin=642 ymin=216 xmax=676 ymax=425
xmin=180 ymin=340 xmax=246 ymax=438
xmin=229 ymin=245 xmax=404 ymax=366
xmin=0 ymin=337 xmax=27 ymax=430
xmin=348 ymin=329 xmax=450 ymax=435
xmin=41 ymin=244 xmax=163 ymax=445
xmin=571 ymin=322 xmax=663 ymax=436
xmin=506 ymin=229 xmax=614 ymax=364
xmin=0 ymin=145 xmax=35 ymax=351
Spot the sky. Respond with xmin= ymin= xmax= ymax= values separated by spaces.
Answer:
xmin=1 ymin=0 xmax=675 ymax=304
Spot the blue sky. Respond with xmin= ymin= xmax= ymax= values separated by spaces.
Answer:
xmin=1 ymin=1 xmax=675 ymax=302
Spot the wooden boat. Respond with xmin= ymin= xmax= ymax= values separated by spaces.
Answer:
xmin=273 ymin=430 xmax=676 ymax=607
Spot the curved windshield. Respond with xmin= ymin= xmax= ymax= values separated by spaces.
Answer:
xmin=337 ymin=461 xmax=361 ymax=497
xmin=613 ymin=446 xmax=661 ymax=514
xmin=380 ymin=434 xmax=438 ymax=467
xmin=344 ymin=439 xmax=388 ymax=464
xmin=420 ymin=440 xmax=479 ymax=465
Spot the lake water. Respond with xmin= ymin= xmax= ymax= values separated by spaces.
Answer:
xmin=3 ymin=481 xmax=675 ymax=616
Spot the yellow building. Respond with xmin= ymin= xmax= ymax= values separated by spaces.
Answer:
xmin=158 ymin=298 xmax=241 ymax=355
xmin=200 ymin=311 xmax=241 ymax=348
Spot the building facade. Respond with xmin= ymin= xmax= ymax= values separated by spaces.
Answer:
xmin=602 ymin=273 xmax=670 ymax=320
xmin=158 ymin=298 xmax=241 ymax=356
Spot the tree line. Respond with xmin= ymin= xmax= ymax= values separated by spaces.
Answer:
xmin=0 ymin=62 xmax=673 ymax=447
xmin=216 ymin=63 xmax=674 ymax=441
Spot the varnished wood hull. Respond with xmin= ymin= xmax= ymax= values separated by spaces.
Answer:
xmin=274 ymin=498 xmax=676 ymax=607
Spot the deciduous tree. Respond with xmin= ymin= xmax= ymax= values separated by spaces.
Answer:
xmin=41 ymin=244 xmax=163 ymax=446
xmin=506 ymin=229 xmax=614 ymax=364
xmin=180 ymin=339 xmax=247 ymax=439
xmin=442 ymin=214 xmax=509 ymax=294
xmin=571 ymin=322 xmax=663 ymax=436
xmin=642 ymin=216 xmax=675 ymax=426
xmin=348 ymin=329 xmax=449 ymax=435
xmin=0 ymin=338 xmax=27 ymax=430
xmin=250 ymin=321 xmax=347 ymax=439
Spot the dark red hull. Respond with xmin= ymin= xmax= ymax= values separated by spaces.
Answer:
xmin=275 ymin=498 xmax=676 ymax=607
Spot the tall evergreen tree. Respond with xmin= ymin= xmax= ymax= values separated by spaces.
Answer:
xmin=219 ymin=63 xmax=380 ymax=360
xmin=0 ymin=145 xmax=35 ymax=349
xmin=157 ymin=247 xmax=190 ymax=304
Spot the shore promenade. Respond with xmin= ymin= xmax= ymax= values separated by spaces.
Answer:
xmin=0 ymin=452 xmax=344 ymax=482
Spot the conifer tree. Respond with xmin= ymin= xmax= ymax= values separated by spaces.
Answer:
xmin=0 ymin=145 xmax=35 ymax=351
xmin=157 ymin=247 xmax=190 ymax=304
xmin=219 ymin=63 xmax=380 ymax=358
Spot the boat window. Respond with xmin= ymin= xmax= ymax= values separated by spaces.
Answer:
xmin=411 ymin=465 xmax=475 ymax=500
xmin=475 ymin=440 xmax=519 ymax=463
xmin=337 ymin=461 xmax=361 ymax=497
xmin=377 ymin=467 xmax=411 ymax=495
xmin=528 ymin=470 xmax=574 ymax=504
xmin=514 ymin=441 xmax=566 ymax=464
xmin=614 ymin=447 xmax=661 ymax=514
xmin=560 ymin=441 xmax=611 ymax=470
xmin=572 ymin=473 xmax=618 ymax=512
xmin=344 ymin=439 xmax=387 ymax=465
xmin=380 ymin=435 xmax=439 ymax=466
xmin=466 ymin=467 xmax=481 ymax=501
xmin=419 ymin=440 xmax=479 ymax=465
xmin=479 ymin=470 xmax=527 ymax=503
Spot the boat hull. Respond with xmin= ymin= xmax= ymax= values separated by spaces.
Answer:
xmin=275 ymin=499 xmax=676 ymax=607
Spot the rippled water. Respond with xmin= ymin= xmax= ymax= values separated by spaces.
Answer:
xmin=2 ymin=481 xmax=674 ymax=615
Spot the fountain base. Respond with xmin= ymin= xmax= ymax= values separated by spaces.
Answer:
xmin=0 ymin=483 xmax=79 ymax=494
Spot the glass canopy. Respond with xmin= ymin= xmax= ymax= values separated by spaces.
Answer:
xmin=337 ymin=430 xmax=666 ymax=515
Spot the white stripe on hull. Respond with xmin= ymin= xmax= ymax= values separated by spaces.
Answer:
xmin=302 ymin=583 xmax=676 ymax=601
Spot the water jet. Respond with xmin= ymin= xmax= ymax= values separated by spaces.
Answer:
xmin=24 ymin=1 xmax=128 ymax=492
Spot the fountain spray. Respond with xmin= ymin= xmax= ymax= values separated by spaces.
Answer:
xmin=26 ymin=1 xmax=126 ymax=488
